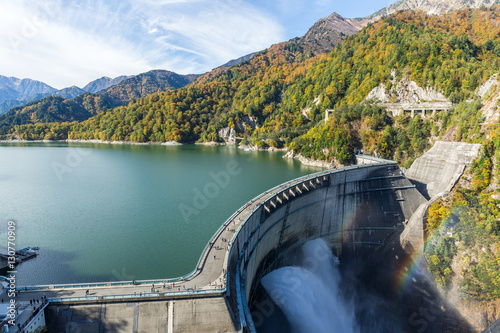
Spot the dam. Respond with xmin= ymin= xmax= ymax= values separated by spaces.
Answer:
xmin=4 ymin=142 xmax=485 ymax=332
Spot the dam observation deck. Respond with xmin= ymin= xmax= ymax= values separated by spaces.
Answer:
xmin=9 ymin=161 xmax=438 ymax=332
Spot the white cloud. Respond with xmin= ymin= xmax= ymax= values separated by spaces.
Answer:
xmin=0 ymin=0 xmax=285 ymax=88
xmin=147 ymin=1 xmax=284 ymax=66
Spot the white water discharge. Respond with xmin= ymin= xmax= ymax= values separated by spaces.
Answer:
xmin=261 ymin=239 xmax=358 ymax=333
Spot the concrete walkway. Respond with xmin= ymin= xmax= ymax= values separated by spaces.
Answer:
xmin=5 ymin=174 xmax=319 ymax=304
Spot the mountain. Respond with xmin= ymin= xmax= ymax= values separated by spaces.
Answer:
xmin=357 ymin=0 xmax=500 ymax=25
xmin=0 ymin=70 xmax=199 ymax=135
xmin=287 ymin=0 xmax=500 ymax=57
xmin=0 ymin=75 xmax=142 ymax=115
xmin=291 ymin=12 xmax=362 ymax=55
xmin=218 ymin=52 xmax=259 ymax=68
xmin=5 ymin=2 xmax=500 ymax=141
xmin=378 ymin=0 xmax=500 ymax=16
xmin=0 ymin=76 xmax=56 ymax=103
xmin=0 ymin=94 xmax=111 ymax=136
xmin=99 ymin=70 xmax=199 ymax=105
xmin=52 ymin=86 xmax=86 ymax=99
xmin=82 ymin=75 xmax=131 ymax=93
xmin=27 ymin=8 xmax=496 ymax=148
xmin=0 ymin=85 xmax=86 ymax=115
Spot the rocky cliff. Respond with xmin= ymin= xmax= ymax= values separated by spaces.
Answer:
xmin=353 ymin=0 xmax=500 ymax=26
xmin=366 ymin=73 xmax=449 ymax=104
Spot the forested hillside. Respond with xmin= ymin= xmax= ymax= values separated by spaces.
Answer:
xmin=98 ymin=70 xmax=200 ymax=106
xmin=0 ymin=70 xmax=198 ymax=136
xmin=7 ymin=9 xmax=500 ymax=165
xmin=0 ymin=94 xmax=111 ymax=138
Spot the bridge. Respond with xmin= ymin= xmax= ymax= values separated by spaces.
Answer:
xmin=325 ymin=102 xmax=453 ymax=123
xmin=4 ymin=144 xmax=484 ymax=332
xmin=381 ymin=101 xmax=453 ymax=117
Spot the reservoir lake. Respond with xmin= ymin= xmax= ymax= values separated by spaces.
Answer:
xmin=0 ymin=142 xmax=319 ymax=285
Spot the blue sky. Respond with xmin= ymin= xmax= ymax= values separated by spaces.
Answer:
xmin=0 ymin=0 xmax=394 ymax=89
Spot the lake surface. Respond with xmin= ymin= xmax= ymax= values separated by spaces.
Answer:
xmin=0 ymin=142 xmax=319 ymax=285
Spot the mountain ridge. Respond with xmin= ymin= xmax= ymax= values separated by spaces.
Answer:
xmin=0 ymin=69 xmax=199 ymax=133
xmin=0 ymin=75 xmax=130 ymax=115
xmin=291 ymin=12 xmax=361 ymax=55
xmin=83 ymin=75 xmax=132 ymax=93
xmin=0 ymin=71 xmax=195 ymax=115
xmin=0 ymin=76 xmax=56 ymax=104
xmin=98 ymin=70 xmax=199 ymax=105
xmin=351 ymin=0 xmax=500 ymax=26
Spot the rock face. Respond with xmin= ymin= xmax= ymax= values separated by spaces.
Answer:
xmin=292 ymin=12 xmax=361 ymax=55
xmin=477 ymin=74 xmax=498 ymax=99
xmin=366 ymin=74 xmax=448 ymax=104
xmin=282 ymin=150 xmax=336 ymax=168
xmin=218 ymin=115 xmax=258 ymax=144
xmin=235 ymin=115 xmax=258 ymax=133
xmin=355 ymin=0 xmax=500 ymax=26
xmin=217 ymin=127 xmax=236 ymax=144
xmin=477 ymin=74 xmax=500 ymax=123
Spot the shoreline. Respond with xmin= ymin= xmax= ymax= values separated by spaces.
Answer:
xmin=282 ymin=150 xmax=337 ymax=168
xmin=0 ymin=139 xmax=187 ymax=146
xmin=0 ymin=139 xmax=330 ymax=168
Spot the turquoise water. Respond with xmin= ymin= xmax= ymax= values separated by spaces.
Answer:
xmin=0 ymin=142 xmax=319 ymax=285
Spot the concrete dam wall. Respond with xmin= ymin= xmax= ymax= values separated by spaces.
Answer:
xmin=225 ymin=163 xmax=427 ymax=332
xmin=25 ymin=144 xmax=483 ymax=332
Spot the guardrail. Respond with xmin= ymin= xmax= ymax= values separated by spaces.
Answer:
xmin=18 ymin=166 xmax=344 ymax=294
xmin=48 ymin=288 xmax=226 ymax=303
xmin=18 ymin=278 xmax=186 ymax=291
xmin=19 ymin=162 xmax=395 ymax=307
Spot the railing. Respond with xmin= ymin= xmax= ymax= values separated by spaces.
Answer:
xmin=48 ymin=288 xmax=226 ymax=303
xmin=53 ymin=283 xmax=107 ymax=289
xmin=18 ymin=302 xmax=49 ymax=332
xmin=356 ymin=154 xmax=397 ymax=164
xmin=19 ymin=163 xmax=393 ymax=308
xmin=18 ymin=166 xmax=345 ymax=294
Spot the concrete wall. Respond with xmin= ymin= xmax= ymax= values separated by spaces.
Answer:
xmin=226 ymin=163 xmax=426 ymax=332
xmin=405 ymin=141 xmax=482 ymax=199
xmin=24 ymin=305 xmax=47 ymax=333
xmin=400 ymin=141 xmax=482 ymax=253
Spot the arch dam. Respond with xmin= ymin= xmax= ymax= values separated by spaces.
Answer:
xmin=10 ymin=145 xmax=482 ymax=333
